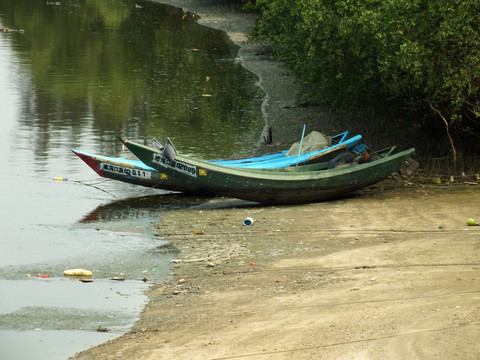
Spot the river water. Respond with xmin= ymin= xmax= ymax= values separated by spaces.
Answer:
xmin=0 ymin=0 xmax=264 ymax=359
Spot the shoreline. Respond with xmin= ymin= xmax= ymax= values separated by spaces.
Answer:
xmin=158 ymin=0 xmax=341 ymax=154
xmin=72 ymin=2 xmax=480 ymax=359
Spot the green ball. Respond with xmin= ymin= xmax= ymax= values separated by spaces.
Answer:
xmin=467 ymin=218 xmax=476 ymax=226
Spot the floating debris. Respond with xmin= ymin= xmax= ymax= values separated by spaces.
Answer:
xmin=64 ymin=268 xmax=92 ymax=276
xmin=36 ymin=274 xmax=51 ymax=278
xmin=97 ymin=325 xmax=109 ymax=332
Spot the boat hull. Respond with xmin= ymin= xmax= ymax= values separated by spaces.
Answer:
xmin=72 ymin=149 xmax=205 ymax=193
xmin=120 ymin=138 xmax=415 ymax=204
xmin=72 ymin=131 xmax=362 ymax=191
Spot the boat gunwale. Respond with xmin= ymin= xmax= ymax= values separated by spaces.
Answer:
xmin=72 ymin=149 xmax=156 ymax=171
xmin=119 ymin=137 xmax=415 ymax=182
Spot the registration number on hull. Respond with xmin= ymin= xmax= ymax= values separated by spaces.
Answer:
xmin=153 ymin=154 xmax=197 ymax=177
xmin=101 ymin=163 xmax=152 ymax=179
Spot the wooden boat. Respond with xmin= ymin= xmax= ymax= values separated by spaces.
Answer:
xmin=72 ymin=131 xmax=364 ymax=190
xmin=72 ymin=149 xmax=187 ymax=191
xmin=119 ymin=137 xmax=415 ymax=204
xmin=71 ymin=143 xmax=361 ymax=193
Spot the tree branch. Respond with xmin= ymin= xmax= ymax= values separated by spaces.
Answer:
xmin=429 ymin=102 xmax=457 ymax=164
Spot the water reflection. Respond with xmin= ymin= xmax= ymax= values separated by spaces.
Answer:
xmin=79 ymin=192 xmax=261 ymax=224
xmin=79 ymin=192 xmax=208 ymax=223
xmin=0 ymin=0 xmax=264 ymax=358
xmin=0 ymin=0 xmax=264 ymax=162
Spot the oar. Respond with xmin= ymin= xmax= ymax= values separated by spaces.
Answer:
xmin=296 ymin=124 xmax=306 ymax=166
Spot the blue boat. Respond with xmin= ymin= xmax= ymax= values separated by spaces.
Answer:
xmin=209 ymin=131 xmax=365 ymax=167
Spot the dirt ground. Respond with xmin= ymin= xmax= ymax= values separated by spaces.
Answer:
xmin=72 ymin=1 xmax=480 ymax=359
xmin=73 ymin=182 xmax=480 ymax=359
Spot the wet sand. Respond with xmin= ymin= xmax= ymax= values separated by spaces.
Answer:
xmin=72 ymin=2 xmax=480 ymax=359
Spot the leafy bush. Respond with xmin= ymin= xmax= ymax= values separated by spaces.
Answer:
xmin=250 ymin=0 xmax=480 ymax=159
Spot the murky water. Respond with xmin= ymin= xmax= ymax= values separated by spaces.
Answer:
xmin=0 ymin=0 xmax=264 ymax=359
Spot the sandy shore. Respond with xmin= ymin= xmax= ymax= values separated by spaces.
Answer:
xmin=73 ymin=184 xmax=480 ymax=360
xmin=72 ymin=2 xmax=480 ymax=359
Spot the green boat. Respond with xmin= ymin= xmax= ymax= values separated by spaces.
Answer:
xmin=72 ymin=131 xmax=361 ymax=193
xmin=119 ymin=137 xmax=415 ymax=204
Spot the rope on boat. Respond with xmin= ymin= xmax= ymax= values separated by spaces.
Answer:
xmin=66 ymin=178 xmax=118 ymax=197
xmin=57 ymin=176 xmax=165 ymax=199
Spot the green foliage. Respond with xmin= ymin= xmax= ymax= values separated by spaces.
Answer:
xmin=251 ymin=0 xmax=480 ymax=143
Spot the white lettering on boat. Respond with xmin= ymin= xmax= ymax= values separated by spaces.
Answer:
xmin=153 ymin=154 xmax=197 ymax=177
xmin=100 ymin=163 xmax=152 ymax=179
